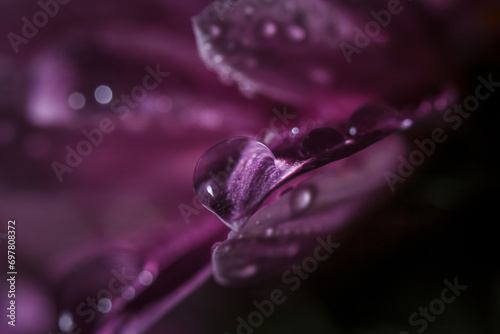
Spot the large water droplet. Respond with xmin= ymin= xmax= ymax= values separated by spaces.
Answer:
xmin=194 ymin=137 xmax=281 ymax=230
xmin=300 ymin=127 xmax=344 ymax=157
xmin=347 ymin=104 xmax=399 ymax=136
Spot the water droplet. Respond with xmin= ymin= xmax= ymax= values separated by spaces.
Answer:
xmin=265 ymin=227 xmax=274 ymax=237
xmin=262 ymin=21 xmax=277 ymax=37
xmin=347 ymin=104 xmax=399 ymax=136
xmin=401 ymin=118 xmax=413 ymax=129
xmin=68 ymin=92 xmax=86 ymax=110
xmin=58 ymin=312 xmax=74 ymax=333
xmin=291 ymin=127 xmax=300 ymax=135
xmin=97 ymin=298 xmax=112 ymax=313
xmin=287 ymin=24 xmax=306 ymax=41
xmin=203 ymin=42 xmax=212 ymax=51
xmin=94 ymin=85 xmax=113 ymax=104
xmin=138 ymin=270 xmax=154 ymax=286
xmin=213 ymin=54 xmax=223 ymax=64
xmin=300 ymin=127 xmax=344 ymax=157
xmin=237 ymin=81 xmax=258 ymax=99
xmin=290 ymin=185 xmax=315 ymax=214
xmin=194 ymin=137 xmax=279 ymax=229
xmin=121 ymin=286 xmax=135 ymax=300
xmin=233 ymin=264 xmax=257 ymax=278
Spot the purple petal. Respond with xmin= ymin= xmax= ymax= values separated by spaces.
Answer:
xmin=211 ymin=135 xmax=407 ymax=285
xmin=193 ymin=0 xmax=454 ymax=114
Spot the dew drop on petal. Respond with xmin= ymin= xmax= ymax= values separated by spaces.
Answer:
xmin=121 ymin=286 xmax=135 ymax=300
xmin=265 ymin=227 xmax=274 ymax=237
xmin=194 ymin=137 xmax=277 ymax=229
xmin=94 ymin=85 xmax=113 ymax=104
xmin=262 ymin=21 xmax=278 ymax=37
xmin=401 ymin=118 xmax=413 ymax=129
xmin=58 ymin=311 xmax=74 ymax=333
xmin=213 ymin=54 xmax=223 ymax=64
xmin=138 ymin=270 xmax=154 ymax=286
xmin=97 ymin=298 xmax=112 ymax=313
xmin=300 ymin=127 xmax=344 ymax=157
xmin=67 ymin=92 xmax=86 ymax=110
xmin=290 ymin=185 xmax=315 ymax=215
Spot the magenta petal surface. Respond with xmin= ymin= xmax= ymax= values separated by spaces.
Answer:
xmin=193 ymin=0 xmax=454 ymax=116
xmin=211 ymin=136 xmax=406 ymax=286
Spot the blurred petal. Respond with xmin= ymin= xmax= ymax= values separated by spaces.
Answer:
xmin=193 ymin=0 xmax=454 ymax=117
